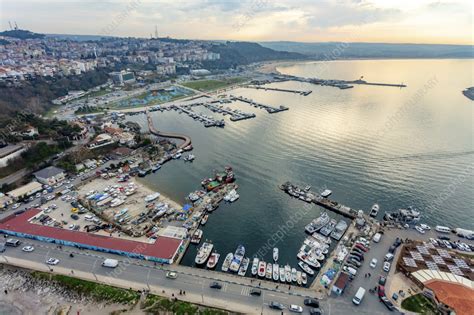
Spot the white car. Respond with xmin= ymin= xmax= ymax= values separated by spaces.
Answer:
xmin=370 ymin=258 xmax=378 ymax=268
xmin=46 ymin=195 xmax=54 ymax=201
xmin=22 ymin=246 xmax=35 ymax=252
xmin=289 ymin=305 xmax=303 ymax=313
xmin=420 ymin=224 xmax=431 ymax=230
xmin=415 ymin=226 xmax=425 ymax=234
xmin=12 ymin=203 xmax=21 ymax=209
xmin=46 ymin=258 xmax=59 ymax=265
xmin=383 ymin=261 xmax=391 ymax=272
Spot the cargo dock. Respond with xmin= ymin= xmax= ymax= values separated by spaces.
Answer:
xmin=245 ymin=85 xmax=312 ymax=96
xmin=230 ymin=95 xmax=289 ymax=113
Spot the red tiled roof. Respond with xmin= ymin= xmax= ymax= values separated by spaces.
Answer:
xmin=425 ymin=280 xmax=474 ymax=315
xmin=0 ymin=209 xmax=182 ymax=261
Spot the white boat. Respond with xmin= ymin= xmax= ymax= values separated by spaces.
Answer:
xmin=251 ymin=257 xmax=259 ymax=276
xmin=221 ymin=253 xmax=233 ymax=272
xmin=258 ymin=261 xmax=266 ymax=277
xmin=296 ymin=271 xmax=302 ymax=286
xmin=273 ymin=247 xmax=279 ymax=262
xmin=206 ymin=253 xmax=220 ymax=269
xmin=321 ymin=189 xmax=332 ymax=198
xmin=302 ymin=273 xmax=307 ymax=285
xmin=279 ymin=265 xmax=286 ymax=282
xmin=184 ymin=154 xmax=195 ymax=162
xmin=272 ymin=264 xmax=279 ymax=281
xmin=190 ymin=229 xmax=203 ymax=244
xmin=298 ymin=261 xmax=314 ymax=276
xmin=370 ymin=203 xmax=380 ymax=217
xmin=195 ymin=242 xmax=213 ymax=265
xmin=224 ymin=189 xmax=239 ymax=203
xmin=305 ymin=212 xmax=330 ymax=234
xmin=311 ymin=233 xmax=331 ymax=245
xmin=320 ymin=218 xmax=337 ymax=236
xmin=291 ymin=268 xmax=297 ymax=282
xmin=200 ymin=214 xmax=209 ymax=225
xmin=145 ymin=192 xmax=160 ymax=203
xmin=238 ymin=257 xmax=250 ymax=276
xmin=285 ymin=265 xmax=291 ymax=282
xmin=265 ymin=263 xmax=273 ymax=279
xmin=172 ymin=152 xmax=182 ymax=159
xmin=229 ymin=245 xmax=245 ymax=272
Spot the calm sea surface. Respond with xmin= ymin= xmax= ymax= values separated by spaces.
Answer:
xmin=132 ymin=59 xmax=473 ymax=273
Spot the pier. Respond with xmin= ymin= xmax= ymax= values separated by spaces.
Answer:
xmin=277 ymin=74 xmax=406 ymax=90
xmin=230 ymin=95 xmax=289 ymax=114
xmin=202 ymin=102 xmax=256 ymax=121
xmin=172 ymin=104 xmax=225 ymax=128
xmin=280 ymin=182 xmax=357 ymax=219
xmin=146 ymin=109 xmax=192 ymax=150
xmin=245 ymin=85 xmax=312 ymax=96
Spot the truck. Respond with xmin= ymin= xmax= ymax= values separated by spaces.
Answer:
xmin=455 ymin=228 xmax=474 ymax=240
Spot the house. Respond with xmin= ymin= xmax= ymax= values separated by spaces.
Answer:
xmin=88 ymin=133 xmax=114 ymax=149
xmin=332 ymin=272 xmax=350 ymax=295
xmin=33 ymin=166 xmax=65 ymax=185
xmin=7 ymin=181 xmax=43 ymax=200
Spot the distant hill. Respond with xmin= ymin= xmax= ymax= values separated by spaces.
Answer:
xmin=259 ymin=41 xmax=474 ymax=59
xmin=204 ymin=41 xmax=305 ymax=69
xmin=0 ymin=29 xmax=45 ymax=40
xmin=45 ymin=34 xmax=114 ymax=41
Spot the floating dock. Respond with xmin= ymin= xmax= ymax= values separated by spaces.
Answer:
xmin=230 ymin=95 xmax=289 ymax=114
xmin=202 ymin=102 xmax=256 ymax=121
xmin=245 ymin=85 xmax=312 ymax=96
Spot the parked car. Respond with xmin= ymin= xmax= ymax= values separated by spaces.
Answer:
xmin=304 ymin=299 xmax=320 ymax=308
xmin=269 ymin=301 xmax=285 ymax=310
xmin=415 ymin=225 xmax=425 ymax=234
xmin=370 ymin=258 xmax=378 ymax=268
xmin=388 ymin=245 xmax=397 ymax=254
xmin=384 ymin=253 xmax=394 ymax=262
xmin=383 ymin=261 xmax=391 ymax=272
xmin=349 ymin=259 xmax=361 ymax=267
xmin=309 ymin=308 xmax=323 ymax=315
xmin=378 ymin=285 xmax=385 ymax=297
xmin=70 ymin=214 xmax=79 ymax=220
xmin=351 ymin=252 xmax=364 ymax=261
xmin=209 ymin=282 xmax=222 ymax=289
xmin=379 ymin=275 xmax=387 ymax=285
xmin=5 ymin=239 xmax=21 ymax=247
xmin=420 ymin=224 xmax=431 ymax=230
xmin=380 ymin=296 xmax=396 ymax=311
xmin=289 ymin=304 xmax=303 ymax=313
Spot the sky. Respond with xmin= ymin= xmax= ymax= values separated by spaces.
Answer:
xmin=0 ymin=0 xmax=473 ymax=45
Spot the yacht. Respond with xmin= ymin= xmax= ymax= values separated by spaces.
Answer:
xmin=302 ymin=273 xmax=307 ymax=285
xmin=285 ymin=265 xmax=291 ymax=282
xmin=296 ymin=271 xmax=302 ymax=286
xmin=298 ymin=261 xmax=315 ymax=276
xmin=369 ymin=204 xmax=380 ymax=217
xmin=279 ymin=266 xmax=286 ymax=282
xmin=311 ymin=233 xmax=331 ymax=245
xmin=221 ymin=253 xmax=233 ymax=272
xmin=272 ymin=264 xmax=279 ymax=281
xmin=251 ymin=257 xmax=259 ymax=276
xmin=206 ymin=253 xmax=220 ymax=269
xmin=384 ymin=206 xmax=421 ymax=224
xmin=320 ymin=218 xmax=337 ymax=236
xmin=190 ymin=229 xmax=203 ymax=244
xmin=330 ymin=220 xmax=348 ymax=240
xmin=258 ymin=261 xmax=266 ymax=277
xmin=291 ymin=268 xmax=297 ymax=282
xmin=151 ymin=164 xmax=161 ymax=172
xmin=224 ymin=189 xmax=239 ymax=203
xmin=145 ymin=192 xmax=160 ymax=203
xmin=195 ymin=242 xmax=213 ymax=265
xmin=273 ymin=248 xmax=279 ymax=262
xmin=229 ymin=245 xmax=245 ymax=272
xmin=305 ymin=212 xmax=330 ymax=234
xmin=320 ymin=189 xmax=332 ymax=198
xmin=172 ymin=152 xmax=182 ymax=159
xmin=183 ymin=154 xmax=195 ymax=162
xmin=238 ymin=257 xmax=250 ymax=276
xmin=265 ymin=263 xmax=273 ymax=280
xmin=200 ymin=214 xmax=209 ymax=225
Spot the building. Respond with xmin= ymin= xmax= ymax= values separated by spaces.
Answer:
xmin=7 ymin=181 xmax=43 ymax=200
xmin=190 ymin=69 xmax=211 ymax=76
xmin=332 ymin=272 xmax=350 ymax=295
xmin=0 ymin=193 xmax=13 ymax=209
xmin=33 ymin=166 xmax=65 ymax=185
xmin=109 ymin=70 xmax=135 ymax=85
xmin=0 ymin=144 xmax=26 ymax=167
xmin=88 ymin=133 xmax=114 ymax=149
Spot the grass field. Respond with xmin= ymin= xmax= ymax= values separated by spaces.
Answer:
xmin=401 ymin=293 xmax=440 ymax=314
xmin=182 ymin=77 xmax=248 ymax=91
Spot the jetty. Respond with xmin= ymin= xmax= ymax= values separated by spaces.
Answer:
xmin=245 ymin=85 xmax=312 ymax=96
xmin=230 ymin=95 xmax=289 ymax=114
xmin=146 ymin=109 xmax=192 ymax=150
xmin=280 ymin=182 xmax=357 ymax=219
xmin=202 ymin=102 xmax=256 ymax=121
xmin=172 ymin=104 xmax=225 ymax=128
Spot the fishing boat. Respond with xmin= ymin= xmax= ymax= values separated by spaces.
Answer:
xmin=296 ymin=271 xmax=302 ymax=286
xmin=200 ymin=214 xmax=209 ymax=225
xmin=206 ymin=253 xmax=220 ymax=269
xmin=285 ymin=265 xmax=291 ymax=282
xmin=195 ymin=242 xmax=213 ymax=265
xmin=320 ymin=218 xmax=337 ymax=236
xmin=223 ymin=189 xmax=239 ymax=203
xmin=273 ymin=248 xmax=279 ymax=262
xmin=229 ymin=245 xmax=245 ymax=272
xmin=311 ymin=233 xmax=331 ymax=245
xmin=297 ymin=251 xmax=321 ymax=269
xmin=151 ymin=164 xmax=161 ymax=172
xmin=221 ymin=253 xmax=233 ymax=272
xmin=302 ymin=273 xmax=307 ymax=285
xmin=265 ymin=263 xmax=273 ymax=280
xmin=298 ymin=261 xmax=315 ymax=276
xmin=291 ymin=268 xmax=297 ymax=282
xmin=279 ymin=265 xmax=286 ymax=282
xmin=272 ymin=264 xmax=279 ymax=281
xmin=145 ymin=192 xmax=160 ymax=203
xmin=321 ymin=189 xmax=332 ymax=198
xmin=190 ymin=229 xmax=203 ymax=244
xmin=251 ymin=257 xmax=259 ymax=276
xmin=238 ymin=257 xmax=250 ymax=276
xmin=183 ymin=154 xmax=195 ymax=162
xmin=330 ymin=219 xmax=348 ymax=240
xmin=258 ymin=261 xmax=266 ymax=277
xmin=305 ymin=212 xmax=330 ymax=234
xmin=369 ymin=203 xmax=380 ymax=217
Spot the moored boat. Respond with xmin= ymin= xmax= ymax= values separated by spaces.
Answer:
xmin=195 ymin=242 xmax=213 ymax=265
xmin=258 ymin=261 xmax=266 ymax=277
xmin=272 ymin=264 xmax=279 ymax=281
xmin=305 ymin=212 xmax=330 ymax=234
xmin=302 ymin=273 xmax=307 ymax=285
xmin=279 ymin=265 xmax=286 ymax=282
xmin=320 ymin=218 xmax=337 ymax=236
xmin=265 ymin=263 xmax=273 ymax=280
xmin=369 ymin=203 xmax=379 ymax=217
xmin=190 ymin=229 xmax=203 ymax=244
xmin=321 ymin=189 xmax=332 ymax=198
xmin=201 ymin=214 xmax=209 ymax=225
xmin=229 ymin=245 xmax=245 ymax=272
xmin=296 ymin=271 xmax=302 ymax=286
xmin=251 ymin=257 xmax=259 ymax=276
xmin=291 ymin=268 xmax=297 ymax=282
xmin=298 ymin=261 xmax=315 ymax=276
xmin=206 ymin=252 xmax=220 ymax=269
xmin=330 ymin=219 xmax=348 ymax=240
xmin=221 ymin=253 xmax=233 ymax=272
xmin=285 ymin=265 xmax=291 ymax=282
xmin=238 ymin=257 xmax=250 ymax=276
xmin=273 ymin=247 xmax=279 ymax=262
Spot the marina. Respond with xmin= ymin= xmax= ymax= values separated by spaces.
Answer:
xmin=230 ymin=95 xmax=289 ymax=114
xmin=244 ymin=85 xmax=312 ymax=96
xmin=274 ymin=74 xmax=407 ymax=89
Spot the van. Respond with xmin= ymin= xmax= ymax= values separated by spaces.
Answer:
xmin=372 ymin=233 xmax=382 ymax=243
xmin=5 ymin=239 xmax=21 ymax=247
xmin=435 ymin=226 xmax=451 ymax=233
xmin=384 ymin=253 xmax=394 ymax=262
xmin=101 ymin=259 xmax=119 ymax=268
xmin=352 ymin=287 xmax=366 ymax=305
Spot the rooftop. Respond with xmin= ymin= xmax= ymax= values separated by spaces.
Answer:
xmin=33 ymin=166 xmax=65 ymax=179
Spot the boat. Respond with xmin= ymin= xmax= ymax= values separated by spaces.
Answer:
xmin=305 ymin=212 xmax=330 ymax=234
xmin=369 ymin=204 xmax=380 ymax=217
xmin=297 ymin=251 xmax=321 ymax=269
xmin=229 ymin=245 xmax=245 ymax=272
xmin=145 ymin=192 xmax=160 ymax=203
xmin=279 ymin=265 xmax=286 ymax=282
xmin=258 ymin=261 xmax=266 ymax=277
xmin=188 ymin=192 xmax=201 ymax=202
xmin=272 ymin=264 xmax=279 ymax=281
xmin=311 ymin=233 xmax=331 ymax=245
xmin=302 ymin=273 xmax=307 ymax=285
xmin=273 ymin=248 xmax=279 ymax=262
xmin=320 ymin=218 xmax=337 ymax=236
xmin=224 ymin=189 xmax=239 ymax=203
xmin=321 ymin=189 xmax=332 ymax=198
xmin=221 ymin=253 xmax=233 ymax=272
xmin=238 ymin=257 xmax=250 ymax=276
xmin=265 ymin=263 xmax=273 ymax=280
xmin=172 ymin=152 xmax=182 ymax=159
xmin=201 ymin=214 xmax=209 ymax=225
xmin=291 ymin=268 xmax=297 ymax=282
xmin=251 ymin=257 xmax=259 ymax=276
xmin=206 ymin=253 xmax=220 ymax=269
xmin=195 ymin=242 xmax=213 ymax=265
xmin=190 ymin=229 xmax=203 ymax=244
xmin=285 ymin=265 xmax=291 ymax=282
xmin=296 ymin=271 xmax=302 ymax=286
xmin=298 ymin=261 xmax=315 ymax=276
xmin=151 ymin=164 xmax=161 ymax=172
xmin=330 ymin=219 xmax=348 ymax=240
xmin=384 ymin=206 xmax=421 ymax=225
xmin=304 ymin=185 xmax=311 ymax=191
xmin=183 ymin=154 xmax=195 ymax=162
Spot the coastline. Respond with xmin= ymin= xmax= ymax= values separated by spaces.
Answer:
xmin=136 ymin=177 xmax=183 ymax=211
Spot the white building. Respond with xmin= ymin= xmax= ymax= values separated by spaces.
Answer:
xmin=33 ymin=166 xmax=66 ymax=185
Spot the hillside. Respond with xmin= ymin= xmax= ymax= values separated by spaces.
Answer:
xmin=0 ymin=29 xmax=45 ymax=39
